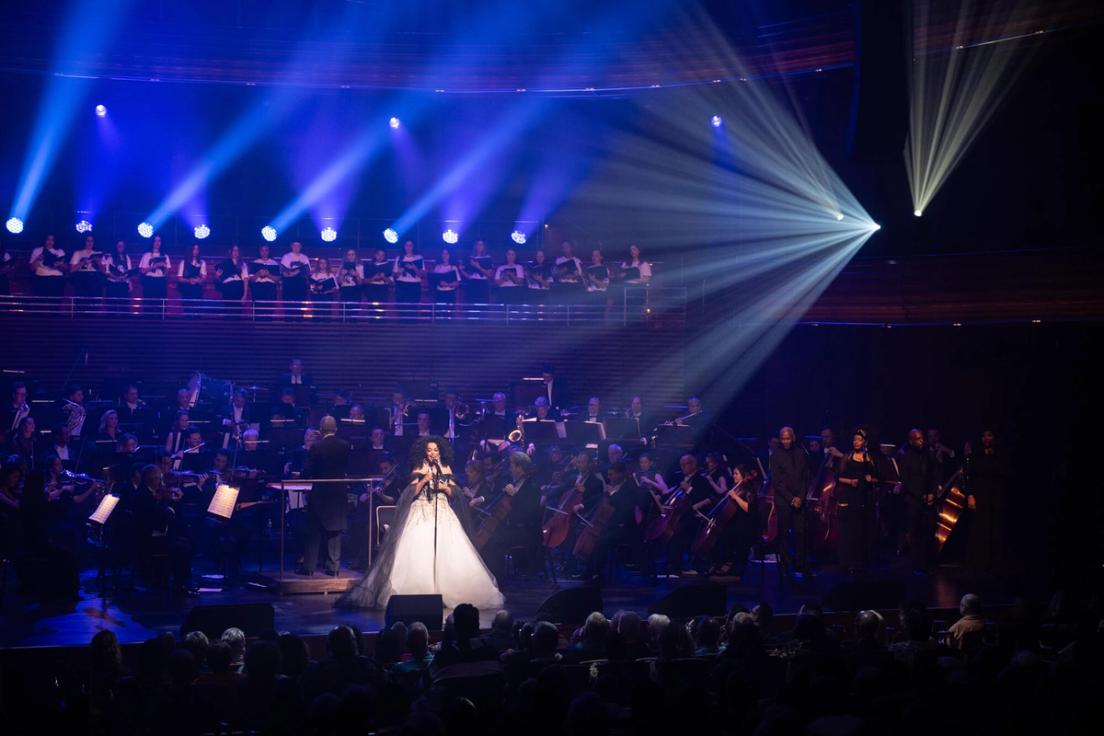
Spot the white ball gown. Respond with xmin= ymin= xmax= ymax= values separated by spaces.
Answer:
xmin=337 ymin=474 xmax=504 ymax=610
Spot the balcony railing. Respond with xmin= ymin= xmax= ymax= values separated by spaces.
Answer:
xmin=0 ymin=287 xmax=688 ymax=327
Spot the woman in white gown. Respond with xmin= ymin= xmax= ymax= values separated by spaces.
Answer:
xmin=337 ymin=436 xmax=504 ymax=610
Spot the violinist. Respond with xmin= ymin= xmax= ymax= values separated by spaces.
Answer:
xmin=836 ymin=428 xmax=878 ymax=576
xmin=770 ymin=426 xmax=811 ymax=578
xmin=132 ymin=464 xmax=195 ymax=595
xmin=634 ymin=452 xmax=669 ymax=497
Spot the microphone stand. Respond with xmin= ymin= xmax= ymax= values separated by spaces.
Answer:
xmin=431 ymin=462 xmax=441 ymax=591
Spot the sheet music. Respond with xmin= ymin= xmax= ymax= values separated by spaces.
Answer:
xmin=88 ymin=494 xmax=119 ymax=525
xmin=207 ymin=484 xmax=240 ymax=519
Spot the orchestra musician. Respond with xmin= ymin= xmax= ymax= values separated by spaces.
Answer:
xmin=665 ymin=453 xmax=713 ymax=577
xmin=769 ymin=426 xmax=811 ymax=578
xmin=29 ymin=233 xmax=68 ymax=297
xmin=61 ymin=384 xmax=87 ymax=440
xmin=3 ymin=382 xmax=31 ymax=435
xmin=581 ymin=460 xmax=642 ymax=586
xmin=540 ymin=365 xmax=570 ymax=413
xmin=297 ymin=416 xmax=350 ymax=577
xmin=703 ymin=463 xmax=759 ymax=578
xmin=480 ymin=451 xmax=543 ymax=584
xmin=8 ymin=416 xmax=37 ymax=467
xmin=131 ymin=463 xmax=195 ymax=596
xmin=165 ymin=411 xmax=191 ymax=456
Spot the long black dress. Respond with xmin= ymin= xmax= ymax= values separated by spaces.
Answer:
xmin=836 ymin=451 xmax=877 ymax=574
xmin=965 ymin=449 xmax=1010 ymax=573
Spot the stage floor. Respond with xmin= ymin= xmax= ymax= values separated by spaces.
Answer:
xmin=0 ymin=557 xmax=1038 ymax=648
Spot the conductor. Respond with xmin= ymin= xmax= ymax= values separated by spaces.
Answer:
xmin=297 ymin=415 xmax=350 ymax=576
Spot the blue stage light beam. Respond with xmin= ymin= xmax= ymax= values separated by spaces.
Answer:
xmin=9 ymin=0 xmax=133 ymax=224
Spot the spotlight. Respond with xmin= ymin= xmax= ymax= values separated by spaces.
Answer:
xmin=834 ymin=212 xmax=844 ymax=221
xmin=710 ymin=115 xmax=723 ymax=128
xmin=261 ymin=226 xmax=277 ymax=242
xmin=510 ymin=230 xmax=527 ymax=245
xmin=442 ymin=229 xmax=458 ymax=245
xmin=75 ymin=219 xmax=93 ymax=234
xmin=871 ymin=223 xmax=882 ymax=231
xmin=137 ymin=222 xmax=153 ymax=238
xmin=382 ymin=228 xmax=399 ymax=244
xmin=95 ymin=104 xmax=107 ymax=118
xmin=914 ymin=209 xmax=923 ymax=217
xmin=5 ymin=217 xmax=24 ymax=234
xmin=194 ymin=224 xmax=210 ymax=240
xmin=389 ymin=117 xmax=401 ymax=130
xmin=320 ymin=226 xmax=337 ymax=243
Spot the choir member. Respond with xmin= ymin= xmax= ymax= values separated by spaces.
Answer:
xmin=29 ymin=233 xmax=68 ymax=297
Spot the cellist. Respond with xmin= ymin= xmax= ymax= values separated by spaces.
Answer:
xmin=479 ymin=452 xmax=543 ymax=584
xmin=578 ymin=461 xmax=642 ymax=586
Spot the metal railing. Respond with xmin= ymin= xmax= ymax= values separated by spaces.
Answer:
xmin=0 ymin=287 xmax=689 ymax=327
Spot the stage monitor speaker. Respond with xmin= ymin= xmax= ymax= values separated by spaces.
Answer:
xmin=535 ymin=586 xmax=604 ymax=625
xmin=180 ymin=603 xmax=275 ymax=639
xmin=823 ymin=578 xmax=907 ymax=612
xmin=648 ymin=582 xmax=727 ymax=619
xmin=385 ymin=594 xmax=444 ymax=631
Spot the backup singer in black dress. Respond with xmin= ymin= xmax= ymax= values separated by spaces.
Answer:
xmin=965 ymin=429 xmax=1010 ymax=574
xmin=836 ymin=428 xmax=878 ymax=575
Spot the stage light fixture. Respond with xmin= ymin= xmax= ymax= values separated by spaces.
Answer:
xmin=75 ymin=219 xmax=93 ymax=233
xmin=389 ymin=117 xmax=401 ymax=129
xmin=711 ymin=115 xmax=723 ymax=128
xmin=194 ymin=224 xmax=210 ymax=240
xmin=510 ymin=230 xmax=527 ymax=245
xmin=261 ymin=225 xmax=277 ymax=242
xmin=914 ymin=210 xmax=922 ymax=217
xmin=320 ymin=226 xmax=337 ymax=242
xmin=137 ymin=222 xmax=153 ymax=238
xmin=95 ymin=104 xmax=107 ymax=118
xmin=5 ymin=217 xmax=24 ymax=234
xmin=382 ymin=228 xmax=399 ymax=244
xmin=834 ymin=212 xmax=844 ymax=221
xmin=442 ymin=229 xmax=458 ymax=245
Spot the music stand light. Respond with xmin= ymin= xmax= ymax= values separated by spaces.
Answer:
xmin=88 ymin=494 xmax=119 ymax=525
xmin=208 ymin=484 xmax=240 ymax=520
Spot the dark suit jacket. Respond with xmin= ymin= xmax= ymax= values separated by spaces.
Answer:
xmin=305 ymin=434 xmax=351 ymax=531
xmin=503 ymin=476 xmax=542 ymax=531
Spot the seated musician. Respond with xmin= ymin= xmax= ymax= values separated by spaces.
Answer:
xmin=528 ymin=396 xmax=557 ymax=421
xmin=625 ymin=395 xmax=654 ymax=437
xmin=349 ymin=404 xmax=368 ymax=423
xmin=415 ymin=411 xmax=432 ymax=438
xmin=585 ymin=396 xmax=604 ymax=423
xmin=237 ymin=428 xmax=275 ymax=478
xmin=284 ymin=428 xmax=321 ymax=478
xmin=329 ymin=389 xmax=352 ymax=421
xmin=164 ymin=410 xmax=191 ymax=455
xmin=634 ymin=452 xmax=669 ymax=496
xmin=49 ymin=424 xmax=75 ymax=465
xmin=680 ymin=396 xmax=706 ymax=428
xmin=61 ymin=384 xmax=87 ymax=440
xmin=664 ymin=453 xmax=714 ymax=578
xmin=220 ymin=388 xmax=253 ymax=449
xmin=8 ymin=417 xmax=37 ymax=465
xmin=3 ymin=382 xmax=31 ymax=437
xmin=177 ymin=427 xmax=211 ymax=473
xmin=481 ymin=451 xmax=543 ymax=583
xmin=270 ymin=387 xmax=302 ymax=426
xmin=569 ymin=451 xmax=606 ymax=516
xmin=275 ymin=357 xmax=315 ymax=405
xmin=97 ymin=410 xmax=122 ymax=446
xmin=604 ymin=443 xmax=625 ymax=473
xmin=118 ymin=384 xmax=150 ymax=427
xmin=132 ymin=463 xmax=195 ymax=596
xmin=582 ymin=461 xmax=642 ymax=586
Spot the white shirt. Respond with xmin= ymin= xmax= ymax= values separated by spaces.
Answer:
xmin=31 ymin=246 xmax=67 ymax=277
xmin=139 ymin=252 xmax=171 ymax=277
xmin=391 ymin=404 xmax=405 ymax=436
xmin=622 ymin=259 xmax=653 ymax=281
xmin=54 ymin=444 xmax=70 ymax=461
xmin=495 ymin=264 xmax=525 ymax=286
xmin=338 ymin=262 xmax=364 ymax=286
xmin=70 ymin=250 xmax=101 ymax=272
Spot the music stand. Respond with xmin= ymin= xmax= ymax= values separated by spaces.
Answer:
xmin=653 ymin=424 xmax=696 ymax=448
xmin=207 ymin=484 xmax=240 ymax=520
xmin=566 ymin=420 xmax=605 ymax=449
xmin=521 ymin=419 xmax=562 ymax=443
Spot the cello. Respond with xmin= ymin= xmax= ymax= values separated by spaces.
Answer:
xmin=473 ymin=476 xmax=526 ymax=551
xmin=572 ymin=493 xmax=615 ymax=559
xmin=651 ymin=472 xmax=698 ymax=544
xmin=541 ymin=471 xmax=587 ymax=549
xmin=691 ymin=472 xmax=756 ymax=558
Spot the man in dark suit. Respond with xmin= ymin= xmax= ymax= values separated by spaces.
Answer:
xmin=298 ymin=415 xmax=350 ymax=576
xmin=481 ymin=452 xmax=544 ymax=584
xmin=274 ymin=358 xmax=316 ymax=407
xmin=540 ymin=365 xmax=570 ymax=414
xmin=584 ymin=461 xmax=643 ymax=585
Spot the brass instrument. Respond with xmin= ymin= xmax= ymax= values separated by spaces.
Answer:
xmin=507 ymin=413 xmax=525 ymax=444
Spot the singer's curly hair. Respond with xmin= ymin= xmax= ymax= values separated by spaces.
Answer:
xmin=408 ymin=435 xmax=455 ymax=467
